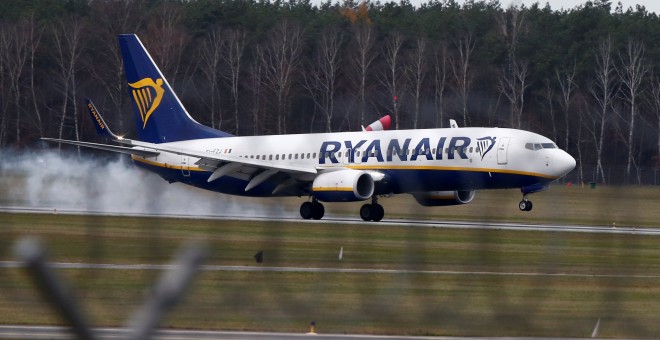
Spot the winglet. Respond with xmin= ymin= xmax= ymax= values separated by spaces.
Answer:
xmin=85 ymin=99 xmax=121 ymax=140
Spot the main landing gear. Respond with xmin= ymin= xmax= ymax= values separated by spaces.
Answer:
xmin=360 ymin=197 xmax=384 ymax=222
xmin=299 ymin=197 xmax=385 ymax=222
xmin=300 ymin=199 xmax=325 ymax=220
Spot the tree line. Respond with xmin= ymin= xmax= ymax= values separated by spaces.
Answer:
xmin=1 ymin=0 xmax=659 ymax=184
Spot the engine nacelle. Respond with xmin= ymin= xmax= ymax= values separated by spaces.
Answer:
xmin=413 ymin=190 xmax=475 ymax=207
xmin=312 ymin=169 xmax=374 ymax=202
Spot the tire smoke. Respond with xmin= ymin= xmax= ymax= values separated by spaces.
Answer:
xmin=0 ymin=149 xmax=293 ymax=218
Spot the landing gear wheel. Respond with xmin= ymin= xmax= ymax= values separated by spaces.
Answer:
xmin=360 ymin=203 xmax=384 ymax=222
xmin=312 ymin=202 xmax=325 ymax=220
xmin=360 ymin=204 xmax=372 ymax=221
xmin=519 ymin=200 xmax=533 ymax=212
xmin=372 ymin=204 xmax=384 ymax=222
xmin=300 ymin=201 xmax=314 ymax=219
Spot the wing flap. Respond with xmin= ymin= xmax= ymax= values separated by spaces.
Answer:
xmin=41 ymin=138 xmax=159 ymax=157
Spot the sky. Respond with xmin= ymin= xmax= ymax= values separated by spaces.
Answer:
xmin=452 ymin=0 xmax=658 ymax=13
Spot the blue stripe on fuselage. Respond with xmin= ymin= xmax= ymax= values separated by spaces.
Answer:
xmin=133 ymin=159 xmax=553 ymax=197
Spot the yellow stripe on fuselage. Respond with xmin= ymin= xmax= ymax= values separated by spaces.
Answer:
xmin=131 ymin=155 xmax=557 ymax=180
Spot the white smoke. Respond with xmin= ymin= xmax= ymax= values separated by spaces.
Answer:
xmin=0 ymin=149 xmax=294 ymax=218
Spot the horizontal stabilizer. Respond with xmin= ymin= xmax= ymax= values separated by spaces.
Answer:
xmin=41 ymin=138 xmax=159 ymax=157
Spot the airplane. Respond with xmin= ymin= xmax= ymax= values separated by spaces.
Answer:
xmin=43 ymin=34 xmax=576 ymax=222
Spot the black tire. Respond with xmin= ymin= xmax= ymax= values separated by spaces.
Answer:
xmin=300 ymin=202 xmax=314 ymax=219
xmin=372 ymin=204 xmax=384 ymax=222
xmin=360 ymin=204 xmax=372 ymax=221
xmin=524 ymin=200 xmax=533 ymax=211
xmin=312 ymin=202 xmax=325 ymax=220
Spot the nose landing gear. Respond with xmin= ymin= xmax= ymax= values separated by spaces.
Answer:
xmin=519 ymin=184 xmax=548 ymax=212
xmin=518 ymin=196 xmax=533 ymax=211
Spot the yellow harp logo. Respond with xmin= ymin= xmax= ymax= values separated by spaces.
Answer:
xmin=128 ymin=78 xmax=165 ymax=128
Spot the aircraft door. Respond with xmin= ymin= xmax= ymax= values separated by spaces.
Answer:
xmin=343 ymin=149 xmax=351 ymax=165
xmin=181 ymin=155 xmax=191 ymax=177
xmin=497 ymin=137 xmax=510 ymax=165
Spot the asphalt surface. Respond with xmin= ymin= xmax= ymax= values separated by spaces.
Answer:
xmin=1 ymin=205 xmax=657 ymax=235
xmin=0 ymin=325 xmax=608 ymax=340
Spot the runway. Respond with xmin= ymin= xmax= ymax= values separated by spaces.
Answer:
xmin=2 ymin=260 xmax=660 ymax=279
xmin=1 ymin=205 xmax=657 ymax=236
xmin=0 ymin=325 xmax=598 ymax=340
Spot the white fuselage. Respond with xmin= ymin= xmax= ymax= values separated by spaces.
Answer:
xmin=130 ymin=127 xmax=576 ymax=198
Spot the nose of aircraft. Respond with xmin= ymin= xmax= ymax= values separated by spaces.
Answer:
xmin=556 ymin=150 xmax=576 ymax=177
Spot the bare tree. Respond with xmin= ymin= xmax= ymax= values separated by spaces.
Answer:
xmin=222 ymin=29 xmax=246 ymax=135
xmin=89 ymin=0 xmax=144 ymax=133
xmin=649 ymin=75 xmax=660 ymax=163
xmin=450 ymin=32 xmax=475 ymax=126
xmin=616 ymin=39 xmax=648 ymax=183
xmin=542 ymin=79 xmax=557 ymax=142
xmin=250 ymin=46 xmax=264 ymax=135
xmin=303 ymin=28 xmax=344 ymax=132
xmin=379 ymin=32 xmax=405 ymax=129
xmin=26 ymin=15 xmax=44 ymax=139
xmin=432 ymin=42 xmax=449 ymax=128
xmin=260 ymin=21 xmax=303 ymax=134
xmin=497 ymin=61 xmax=529 ymax=129
xmin=350 ymin=22 xmax=376 ymax=127
xmin=587 ymin=37 xmax=617 ymax=183
xmin=405 ymin=37 xmax=427 ymax=129
xmin=0 ymin=24 xmax=6 ymax=146
xmin=496 ymin=6 xmax=529 ymax=128
xmin=555 ymin=64 xmax=577 ymax=152
xmin=0 ymin=20 xmax=30 ymax=144
xmin=198 ymin=27 xmax=225 ymax=130
xmin=144 ymin=3 xmax=189 ymax=85
xmin=51 ymin=17 xmax=85 ymax=153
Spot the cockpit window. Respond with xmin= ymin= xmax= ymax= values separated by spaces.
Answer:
xmin=525 ymin=142 xmax=558 ymax=150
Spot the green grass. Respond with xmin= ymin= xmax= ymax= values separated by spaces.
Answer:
xmin=2 ymin=212 xmax=660 ymax=338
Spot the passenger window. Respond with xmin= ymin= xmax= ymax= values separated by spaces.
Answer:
xmin=338 ymin=152 xmax=342 ymax=157
xmin=307 ymin=153 xmax=311 ymax=159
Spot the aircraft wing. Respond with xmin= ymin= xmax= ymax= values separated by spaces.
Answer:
xmin=127 ymin=140 xmax=317 ymax=175
xmin=41 ymin=138 xmax=159 ymax=157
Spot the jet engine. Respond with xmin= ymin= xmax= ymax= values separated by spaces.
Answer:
xmin=312 ymin=169 xmax=374 ymax=202
xmin=412 ymin=190 xmax=475 ymax=207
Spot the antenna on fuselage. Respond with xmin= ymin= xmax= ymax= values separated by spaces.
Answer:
xmin=449 ymin=119 xmax=459 ymax=128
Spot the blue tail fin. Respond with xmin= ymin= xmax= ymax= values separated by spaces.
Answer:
xmin=118 ymin=34 xmax=232 ymax=143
